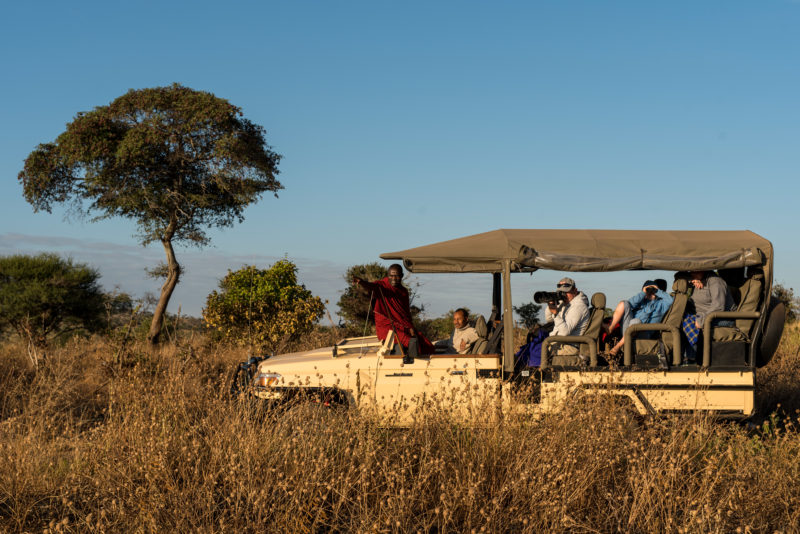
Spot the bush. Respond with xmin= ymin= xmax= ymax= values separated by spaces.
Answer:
xmin=0 ymin=253 xmax=105 ymax=363
xmin=203 ymin=259 xmax=324 ymax=352
xmin=773 ymin=282 xmax=799 ymax=323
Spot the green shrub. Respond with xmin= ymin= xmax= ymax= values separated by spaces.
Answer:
xmin=203 ymin=260 xmax=324 ymax=352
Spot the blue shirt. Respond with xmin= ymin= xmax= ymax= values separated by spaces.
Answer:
xmin=627 ymin=289 xmax=673 ymax=324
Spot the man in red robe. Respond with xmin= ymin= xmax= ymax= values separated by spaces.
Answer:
xmin=353 ymin=264 xmax=435 ymax=355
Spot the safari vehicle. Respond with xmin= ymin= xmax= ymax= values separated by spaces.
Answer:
xmin=240 ymin=229 xmax=785 ymax=420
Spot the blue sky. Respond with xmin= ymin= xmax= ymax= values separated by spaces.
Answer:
xmin=1 ymin=1 xmax=798 ymax=323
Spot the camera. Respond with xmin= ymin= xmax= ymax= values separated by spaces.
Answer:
xmin=644 ymin=286 xmax=658 ymax=296
xmin=533 ymin=290 xmax=567 ymax=304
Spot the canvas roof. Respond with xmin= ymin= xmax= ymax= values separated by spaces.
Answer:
xmin=380 ymin=229 xmax=773 ymax=277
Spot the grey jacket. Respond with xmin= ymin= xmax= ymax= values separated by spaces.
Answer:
xmin=546 ymin=291 xmax=591 ymax=336
xmin=691 ymin=274 xmax=736 ymax=327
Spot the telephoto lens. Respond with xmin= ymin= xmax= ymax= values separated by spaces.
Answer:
xmin=533 ymin=291 xmax=562 ymax=304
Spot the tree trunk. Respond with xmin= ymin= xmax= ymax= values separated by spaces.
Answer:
xmin=147 ymin=238 xmax=181 ymax=346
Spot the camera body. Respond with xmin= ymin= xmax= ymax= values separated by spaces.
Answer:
xmin=644 ymin=286 xmax=658 ymax=296
xmin=533 ymin=290 xmax=567 ymax=304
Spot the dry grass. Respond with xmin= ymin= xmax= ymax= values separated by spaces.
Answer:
xmin=1 ymin=328 xmax=800 ymax=533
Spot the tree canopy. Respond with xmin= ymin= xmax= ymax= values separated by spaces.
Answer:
xmin=513 ymin=301 xmax=542 ymax=330
xmin=18 ymin=84 xmax=282 ymax=345
xmin=0 ymin=253 xmax=105 ymax=364
xmin=203 ymin=260 xmax=324 ymax=352
xmin=337 ymin=263 xmax=389 ymax=330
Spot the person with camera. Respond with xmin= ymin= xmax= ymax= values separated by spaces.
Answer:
xmin=542 ymin=277 xmax=591 ymax=360
xmin=605 ymin=279 xmax=673 ymax=357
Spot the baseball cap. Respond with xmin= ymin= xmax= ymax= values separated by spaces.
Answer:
xmin=557 ymin=277 xmax=576 ymax=291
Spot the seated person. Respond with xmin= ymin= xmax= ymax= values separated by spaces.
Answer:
xmin=448 ymin=308 xmax=480 ymax=354
xmin=545 ymin=278 xmax=591 ymax=363
xmin=605 ymin=280 xmax=674 ymax=356
xmin=681 ymin=270 xmax=736 ymax=362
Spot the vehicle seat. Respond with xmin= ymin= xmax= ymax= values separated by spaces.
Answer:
xmin=713 ymin=267 xmax=763 ymax=342
xmin=483 ymin=315 xmax=503 ymax=354
xmin=718 ymin=267 xmax=746 ymax=303
xmin=706 ymin=267 xmax=764 ymax=367
xmin=580 ymin=292 xmax=606 ymax=358
xmin=471 ymin=315 xmax=489 ymax=354
xmin=486 ymin=307 xmax=498 ymax=335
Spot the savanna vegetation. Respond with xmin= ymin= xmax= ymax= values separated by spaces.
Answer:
xmin=1 ymin=319 xmax=799 ymax=532
xmin=18 ymin=84 xmax=283 ymax=345
xmin=9 ymin=82 xmax=800 ymax=533
xmin=203 ymin=260 xmax=325 ymax=353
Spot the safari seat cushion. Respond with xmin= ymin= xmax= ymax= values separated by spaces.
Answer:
xmin=735 ymin=268 xmax=763 ymax=333
xmin=591 ymin=292 xmax=606 ymax=309
xmin=578 ymin=292 xmax=606 ymax=357
xmin=471 ymin=315 xmax=489 ymax=354
xmin=474 ymin=315 xmax=488 ymax=338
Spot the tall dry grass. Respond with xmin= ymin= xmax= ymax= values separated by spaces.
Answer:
xmin=1 ymin=327 xmax=800 ymax=533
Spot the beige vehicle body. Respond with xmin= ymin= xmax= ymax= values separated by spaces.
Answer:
xmin=251 ymin=229 xmax=785 ymax=422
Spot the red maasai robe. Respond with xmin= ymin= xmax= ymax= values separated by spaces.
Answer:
xmin=361 ymin=277 xmax=434 ymax=355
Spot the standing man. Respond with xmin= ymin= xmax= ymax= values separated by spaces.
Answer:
xmin=353 ymin=264 xmax=435 ymax=355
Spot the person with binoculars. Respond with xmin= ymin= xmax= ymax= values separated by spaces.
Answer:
xmin=604 ymin=279 xmax=673 ymax=357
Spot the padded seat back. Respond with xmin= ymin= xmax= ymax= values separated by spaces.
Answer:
xmin=718 ymin=267 xmax=746 ymax=303
xmin=579 ymin=292 xmax=606 ymax=357
xmin=484 ymin=316 xmax=504 ymax=354
xmin=471 ymin=315 xmax=489 ymax=354
xmin=736 ymin=268 xmax=764 ymax=333
xmin=659 ymin=278 xmax=690 ymax=351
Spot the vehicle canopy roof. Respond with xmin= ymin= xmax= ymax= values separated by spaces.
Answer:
xmin=380 ymin=229 xmax=773 ymax=280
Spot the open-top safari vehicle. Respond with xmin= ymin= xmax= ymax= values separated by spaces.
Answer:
xmin=236 ymin=229 xmax=785 ymax=421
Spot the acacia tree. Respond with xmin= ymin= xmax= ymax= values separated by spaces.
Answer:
xmin=513 ymin=301 xmax=542 ymax=330
xmin=19 ymin=84 xmax=282 ymax=345
xmin=0 ymin=253 xmax=105 ymax=365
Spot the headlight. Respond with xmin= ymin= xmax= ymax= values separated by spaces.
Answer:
xmin=253 ymin=372 xmax=282 ymax=388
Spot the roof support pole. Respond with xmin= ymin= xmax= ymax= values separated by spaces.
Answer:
xmin=492 ymin=272 xmax=501 ymax=318
xmin=502 ymin=260 xmax=514 ymax=375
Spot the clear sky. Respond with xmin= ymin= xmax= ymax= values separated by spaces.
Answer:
xmin=1 ymin=1 xmax=798 ymax=323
